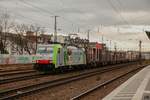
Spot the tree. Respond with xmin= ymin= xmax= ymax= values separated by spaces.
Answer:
xmin=13 ymin=24 xmax=45 ymax=54
xmin=0 ymin=12 xmax=14 ymax=54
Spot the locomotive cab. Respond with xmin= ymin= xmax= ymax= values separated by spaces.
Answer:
xmin=33 ymin=44 xmax=62 ymax=73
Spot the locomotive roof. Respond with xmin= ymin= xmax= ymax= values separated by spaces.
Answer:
xmin=38 ymin=44 xmax=62 ymax=48
xmin=67 ymin=46 xmax=85 ymax=51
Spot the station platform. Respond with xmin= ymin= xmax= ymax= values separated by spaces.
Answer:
xmin=103 ymin=65 xmax=150 ymax=100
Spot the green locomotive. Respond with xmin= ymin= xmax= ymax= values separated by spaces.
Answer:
xmin=33 ymin=44 xmax=86 ymax=73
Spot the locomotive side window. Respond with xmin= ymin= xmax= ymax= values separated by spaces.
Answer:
xmin=37 ymin=47 xmax=46 ymax=54
xmin=58 ymin=48 xmax=60 ymax=53
xmin=67 ymin=49 xmax=72 ymax=55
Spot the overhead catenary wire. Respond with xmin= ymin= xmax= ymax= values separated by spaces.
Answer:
xmin=14 ymin=12 xmax=53 ymax=30
xmin=106 ymin=0 xmax=145 ymax=47
xmin=12 ymin=0 xmax=56 ymax=29
xmin=116 ymin=0 xmax=150 ymax=25
xmin=107 ymin=0 xmax=131 ymax=27
xmin=108 ymin=0 xmax=148 ymax=32
xmin=0 ymin=8 xmax=53 ymax=33
xmin=114 ymin=0 xmax=138 ymax=26
xmin=0 ymin=7 xmax=36 ymax=25
xmin=19 ymin=0 xmax=80 ymax=31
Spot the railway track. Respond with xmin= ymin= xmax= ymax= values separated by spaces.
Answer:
xmin=0 ymin=63 xmax=141 ymax=100
xmin=0 ymin=70 xmax=36 ymax=77
xmin=0 ymin=69 xmax=33 ymax=73
xmin=70 ymin=66 xmax=144 ymax=100
xmin=0 ymin=69 xmax=40 ymax=84
xmin=0 ymin=63 xmax=136 ymax=84
xmin=0 ymin=69 xmax=23 ymax=73
xmin=0 ymin=73 xmax=44 ymax=84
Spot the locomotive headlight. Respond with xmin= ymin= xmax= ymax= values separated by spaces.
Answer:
xmin=36 ymin=60 xmax=39 ymax=63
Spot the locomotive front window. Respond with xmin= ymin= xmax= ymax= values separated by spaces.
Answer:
xmin=37 ymin=47 xmax=53 ymax=54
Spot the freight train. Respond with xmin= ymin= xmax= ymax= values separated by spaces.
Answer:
xmin=33 ymin=43 xmax=139 ymax=73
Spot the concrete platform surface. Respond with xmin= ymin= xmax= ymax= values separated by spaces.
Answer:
xmin=103 ymin=65 xmax=150 ymax=100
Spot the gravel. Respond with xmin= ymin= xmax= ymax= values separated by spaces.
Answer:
xmin=80 ymin=67 xmax=141 ymax=100
xmin=18 ymin=63 xmax=142 ymax=100
xmin=0 ymin=64 xmax=33 ymax=71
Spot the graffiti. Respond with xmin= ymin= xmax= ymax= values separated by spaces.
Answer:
xmin=0 ymin=54 xmax=40 ymax=64
xmin=5 ymin=57 xmax=9 ymax=64
xmin=17 ymin=56 xmax=30 ymax=63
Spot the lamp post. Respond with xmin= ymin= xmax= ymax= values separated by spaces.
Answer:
xmin=128 ymin=39 xmax=142 ymax=65
xmin=139 ymin=40 xmax=142 ymax=65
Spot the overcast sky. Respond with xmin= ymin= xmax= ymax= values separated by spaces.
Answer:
xmin=0 ymin=0 xmax=150 ymax=51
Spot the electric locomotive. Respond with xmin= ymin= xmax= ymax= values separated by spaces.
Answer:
xmin=33 ymin=44 xmax=86 ymax=73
